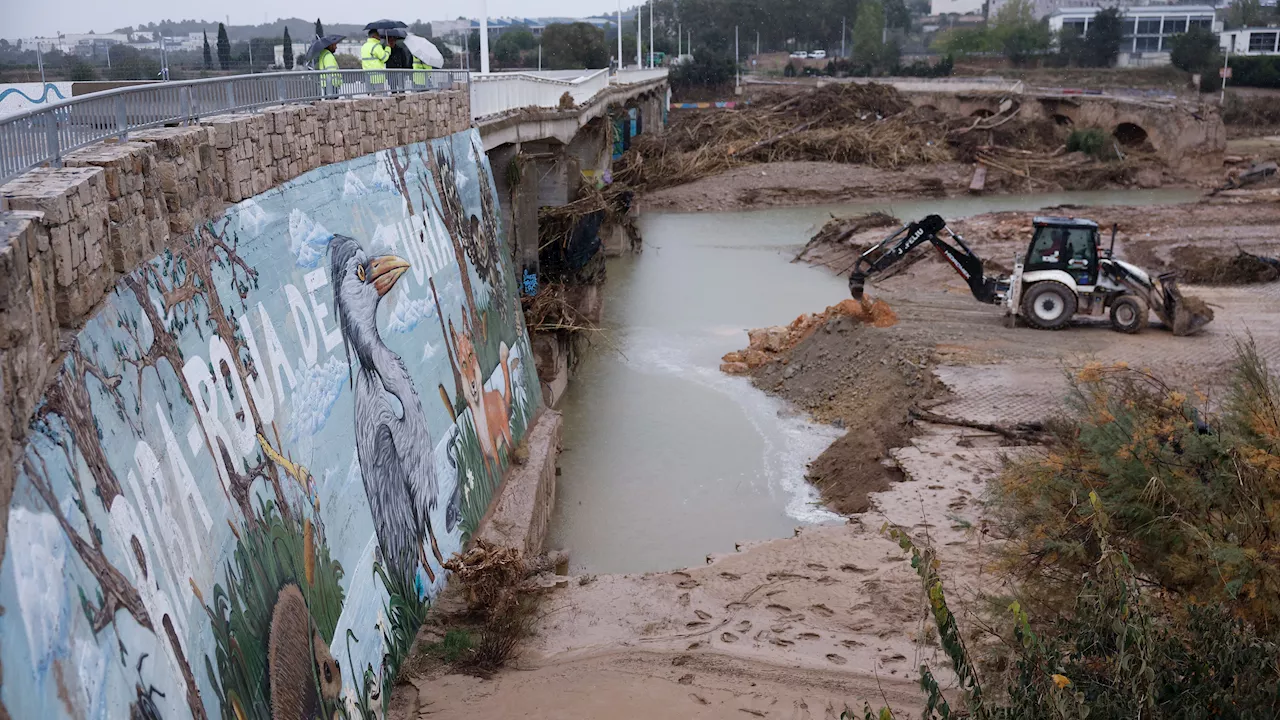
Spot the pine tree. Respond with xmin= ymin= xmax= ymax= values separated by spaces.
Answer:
xmin=202 ymin=30 xmax=212 ymax=68
xmin=216 ymin=23 xmax=231 ymax=70
xmin=283 ymin=27 xmax=293 ymax=69
xmin=315 ymin=18 xmax=325 ymax=39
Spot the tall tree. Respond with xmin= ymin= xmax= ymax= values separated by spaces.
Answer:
xmin=852 ymin=0 xmax=887 ymax=68
xmin=540 ymin=23 xmax=609 ymax=70
xmin=202 ymin=30 xmax=212 ymax=68
xmin=216 ymin=22 xmax=231 ymax=69
xmin=1079 ymin=7 xmax=1123 ymax=68
xmin=1170 ymin=26 xmax=1221 ymax=74
xmin=283 ymin=26 xmax=293 ymax=69
xmin=990 ymin=0 xmax=1050 ymax=66
xmin=315 ymin=17 xmax=325 ymax=39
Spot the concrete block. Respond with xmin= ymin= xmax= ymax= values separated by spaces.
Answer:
xmin=476 ymin=409 xmax=562 ymax=556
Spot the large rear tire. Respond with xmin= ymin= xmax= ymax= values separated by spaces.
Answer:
xmin=1109 ymin=295 xmax=1148 ymax=334
xmin=1021 ymin=282 xmax=1077 ymax=331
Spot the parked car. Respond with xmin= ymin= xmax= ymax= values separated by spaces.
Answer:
xmin=808 ymin=50 xmax=827 ymax=59
xmin=789 ymin=51 xmax=809 ymax=58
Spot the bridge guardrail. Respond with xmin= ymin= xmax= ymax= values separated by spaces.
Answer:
xmin=0 ymin=69 xmax=468 ymax=184
xmin=469 ymin=69 xmax=612 ymax=120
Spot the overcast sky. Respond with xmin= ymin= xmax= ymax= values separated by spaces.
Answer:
xmin=8 ymin=0 xmax=626 ymax=39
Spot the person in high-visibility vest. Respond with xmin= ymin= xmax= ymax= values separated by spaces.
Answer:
xmin=412 ymin=57 xmax=432 ymax=89
xmin=360 ymin=30 xmax=390 ymax=89
xmin=317 ymin=41 xmax=341 ymax=98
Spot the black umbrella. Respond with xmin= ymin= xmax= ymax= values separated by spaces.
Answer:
xmin=364 ymin=19 xmax=407 ymax=31
xmin=302 ymin=34 xmax=347 ymax=65
xmin=382 ymin=27 xmax=407 ymax=39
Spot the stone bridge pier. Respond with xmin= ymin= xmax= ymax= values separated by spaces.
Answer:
xmin=907 ymin=91 xmax=1225 ymax=173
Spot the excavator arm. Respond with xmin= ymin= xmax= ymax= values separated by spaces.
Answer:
xmin=847 ymin=214 xmax=1006 ymax=305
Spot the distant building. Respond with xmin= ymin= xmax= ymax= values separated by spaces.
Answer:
xmin=1221 ymin=27 xmax=1280 ymax=55
xmin=1047 ymin=6 xmax=1220 ymax=66
xmin=930 ymin=0 xmax=986 ymax=16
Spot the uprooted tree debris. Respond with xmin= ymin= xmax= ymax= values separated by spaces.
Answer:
xmin=614 ymin=83 xmax=1159 ymax=192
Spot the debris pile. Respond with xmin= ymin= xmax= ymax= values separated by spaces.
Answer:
xmin=720 ymin=297 xmax=897 ymax=375
xmin=614 ymin=82 xmax=1155 ymax=192
xmin=1174 ymin=247 xmax=1280 ymax=285
xmin=615 ymin=83 xmax=953 ymax=189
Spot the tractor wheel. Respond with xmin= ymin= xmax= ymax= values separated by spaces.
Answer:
xmin=1109 ymin=295 xmax=1148 ymax=334
xmin=1021 ymin=282 xmax=1077 ymax=330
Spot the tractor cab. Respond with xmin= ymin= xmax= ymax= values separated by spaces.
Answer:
xmin=1023 ymin=216 xmax=1101 ymax=287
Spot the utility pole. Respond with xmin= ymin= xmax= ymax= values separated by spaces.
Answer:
xmin=480 ymin=0 xmax=490 ymax=73
xmin=247 ymin=36 xmax=253 ymax=72
xmin=841 ymin=17 xmax=846 ymax=58
xmin=735 ymin=25 xmax=740 ymax=92
xmin=649 ymin=0 xmax=654 ymax=68
xmin=756 ymin=31 xmax=759 ymax=58
xmin=37 ymin=45 xmax=45 ymax=86
xmin=1220 ymin=43 xmax=1230 ymax=106
xmin=539 ymin=43 xmax=542 ymax=70
xmin=678 ymin=23 xmax=682 ymax=57
xmin=617 ymin=0 xmax=623 ymax=69
xmin=636 ymin=6 xmax=642 ymax=68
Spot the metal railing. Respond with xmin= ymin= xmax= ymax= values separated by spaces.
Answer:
xmin=0 ymin=69 xmax=469 ymax=184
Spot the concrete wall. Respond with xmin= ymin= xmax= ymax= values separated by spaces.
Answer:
xmin=0 ymin=100 xmax=545 ymax=717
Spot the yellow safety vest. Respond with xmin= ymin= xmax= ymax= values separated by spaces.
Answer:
xmin=360 ymin=38 xmax=389 ymax=84
xmin=318 ymin=49 xmax=340 ymax=89
xmin=412 ymin=58 xmax=431 ymax=86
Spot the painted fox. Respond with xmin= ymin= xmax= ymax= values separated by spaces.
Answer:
xmin=452 ymin=321 xmax=514 ymax=479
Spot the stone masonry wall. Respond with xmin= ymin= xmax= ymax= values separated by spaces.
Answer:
xmin=0 ymin=89 xmax=470 ymax=546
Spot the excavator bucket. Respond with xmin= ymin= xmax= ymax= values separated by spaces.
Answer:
xmin=848 ymin=271 xmax=867 ymax=301
xmin=1157 ymin=273 xmax=1214 ymax=336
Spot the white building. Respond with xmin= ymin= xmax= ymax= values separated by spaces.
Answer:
xmin=1221 ymin=27 xmax=1280 ymax=55
xmin=931 ymin=0 xmax=986 ymax=16
xmin=1047 ymin=6 xmax=1220 ymax=66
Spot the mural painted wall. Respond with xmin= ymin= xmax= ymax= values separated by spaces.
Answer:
xmin=0 ymin=82 xmax=72 ymax=119
xmin=0 ymin=127 xmax=541 ymax=719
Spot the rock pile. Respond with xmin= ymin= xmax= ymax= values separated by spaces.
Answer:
xmin=720 ymin=297 xmax=897 ymax=375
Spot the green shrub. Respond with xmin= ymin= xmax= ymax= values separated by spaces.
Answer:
xmin=1066 ymin=128 xmax=1108 ymax=157
xmin=1229 ymin=55 xmax=1280 ymax=89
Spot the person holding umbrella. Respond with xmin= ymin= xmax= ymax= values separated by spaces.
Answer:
xmin=317 ymin=38 xmax=342 ymax=97
xmin=360 ymin=29 xmax=390 ymax=90
xmin=384 ymin=28 xmax=412 ymax=93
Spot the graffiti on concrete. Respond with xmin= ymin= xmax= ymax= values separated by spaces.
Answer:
xmin=0 ymin=82 xmax=71 ymax=119
xmin=0 ymin=127 xmax=540 ymax=719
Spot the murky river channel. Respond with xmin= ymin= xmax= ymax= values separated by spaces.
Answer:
xmin=546 ymin=189 xmax=1200 ymax=575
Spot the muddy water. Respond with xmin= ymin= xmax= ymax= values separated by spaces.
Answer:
xmin=547 ymin=189 xmax=1200 ymax=575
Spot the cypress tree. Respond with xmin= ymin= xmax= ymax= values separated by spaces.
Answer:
xmin=283 ymin=27 xmax=293 ymax=69
xmin=202 ymin=30 xmax=212 ymax=68
xmin=216 ymin=23 xmax=231 ymax=70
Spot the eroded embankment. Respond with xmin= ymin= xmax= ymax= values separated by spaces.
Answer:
xmin=721 ymin=299 xmax=938 ymax=515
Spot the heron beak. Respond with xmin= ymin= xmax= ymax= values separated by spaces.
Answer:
xmin=368 ymin=255 xmax=410 ymax=297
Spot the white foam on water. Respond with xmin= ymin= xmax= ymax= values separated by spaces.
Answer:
xmin=619 ymin=327 xmax=843 ymax=526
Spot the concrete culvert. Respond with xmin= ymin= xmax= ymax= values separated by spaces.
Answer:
xmin=1052 ymin=113 xmax=1074 ymax=127
xmin=1114 ymin=122 xmax=1151 ymax=149
xmin=969 ymin=108 xmax=994 ymax=118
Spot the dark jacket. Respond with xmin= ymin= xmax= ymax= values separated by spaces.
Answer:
xmin=387 ymin=43 xmax=413 ymax=69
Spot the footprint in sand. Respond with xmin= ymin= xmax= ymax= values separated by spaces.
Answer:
xmin=809 ymin=604 xmax=834 ymax=617
xmin=690 ymin=694 xmax=709 ymax=706
xmin=736 ymin=620 xmax=752 ymax=632
xmin=695 ymin=609 xmax=713 ymax=620
xmin=769 ymin=637 xmax=795 ymax=647
xmin=797 ymin=632 xmax=821 ymax=640
xmin=678 ymin=593 xmax=691 ymax=606
xmin=839 ymin=564 xmax=872 ymax=575
xmin=880 ymin=653 xmax=907 ymax=663
xmin=841 ymin=639 xmax=865 ymax=649
xmin=687 ymin=641 xmax=702 ymax=650
xmin=720 ymin=572 xmax=741 ymax=580
xmin=725 ymin=601 xmax=749 ymax=611
xmin=686 ymin=621 xmax=709 ymax=629
xmin=806 ymin=563 xmax=829 ymax=571
xmin=766 ymin=604 xmax=792 ymax=613
xmin=721 ymin=632 xmax=739 ymax=643
xmin=816 ymin=576 xmax=837 ymax=585
xmin=826 ymin=654 xmax=848 ymax=665
xmin=672 ymin=656 xmax=690 ymax=666
xmin=770 ymin=624 xmax=793 ymax=634
xmin=678 ymin=673 xmax=694 ymax=685
xmin=678 ymin=579 xmax=700 ymax=589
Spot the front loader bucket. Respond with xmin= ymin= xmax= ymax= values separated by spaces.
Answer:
xmin=1157 ymin=273 xmax=1214 ymax=336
